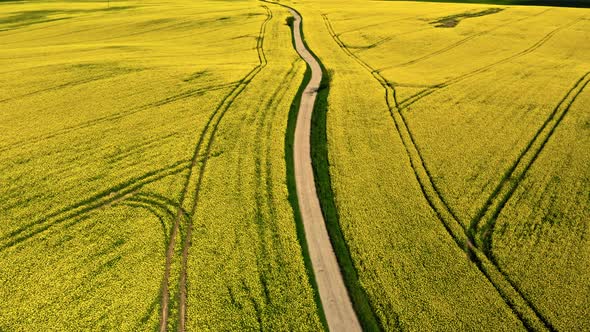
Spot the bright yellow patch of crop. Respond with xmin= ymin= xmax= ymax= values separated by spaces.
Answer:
xmin=290 ymin=0 xmax=589 ymax=329
xmin=0 ymin=0 xmax=321 ymax=330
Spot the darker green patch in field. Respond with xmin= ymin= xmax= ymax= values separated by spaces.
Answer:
xmin=136 ymin=17 xmax=174 ymax=27
xmin=431 ymin=8 xmax=504 ymax=28
xmin=0 ymin=6 xmax=133 ymax=31
xmin=285 ymin=16 xmax=294 ymax=27
xmin=0 ymin=10 xmax=59 ymax=25
xmin=137 ymin=296 xmax=160 ymax=328
xmin=94 ymin=255 xmax=122 ymax=275
xmin=0 ymin=17 xmax=71 ymax=31
xmin=183 ymin=70 xmax=208 ymax=83
xmin=70 ymin=62 xmax=111 ymax=69
xmin=51 ymin=234 xmax=75 ymax=248
xmin=244 ymin=12 xmax=264 ymax=17
xmin=89 ymin=236 xmax=127 ymax=259
xmin=68 ymin=62 xmax=145 ymax=77
xmin=112 ymin=238 xmax=126 ymax=248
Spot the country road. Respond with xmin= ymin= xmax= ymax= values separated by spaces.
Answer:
xmin=288 ymin=7 xmax=363 ymax=332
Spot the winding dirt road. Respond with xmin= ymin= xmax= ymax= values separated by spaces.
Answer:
xmin=289 ymin=8 xmax=362 ymax=332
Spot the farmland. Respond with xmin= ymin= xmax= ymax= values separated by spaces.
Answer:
xmin=295 ymin=0 xmax=590 ymax=330
xmin=0 ymin=0 xmax=321 ymax=330
xmin=1 ymin=0 xmax=589 ymax=330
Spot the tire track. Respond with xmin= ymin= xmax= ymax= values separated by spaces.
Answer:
xmin=123 ymin=194 xmax=186 ymax=252
xmin=323 ymin=14 xmax=554 ymax=331
xmin=158 ymin=6 xmax=272 ymax=331
xmin=122 ymin=194 xmax=188 ymax=330
xmin=0 ymin=82 xmax=237 ymax=154
xmin=0 ymin=17 xmax=71 ymax=33
xmin=335 ymin=8 xmax=463 ymax=36
xmin=248 ymin=59 xmax=301 ymax=326
xmin=132 ymin=295 xmax=162 ymax=331
xmin=469 ymin=72 xmax=590 ymax=254
xmin=1 ymin=17 xmax=195 ymax=47
xmin=397 ymin=16 xmax=583 ymax=110
xmin=381 ymin=8 xmax=550 ymax=69
xmin=178 ymin=7 xmax=272 ymax=328
xmin=125 ymin=192 xmax=191 ymax=247
xmin=0 ymin=6 xmax=137 ymax=39
xmin=0 ymin=160 xmax=190 ymax=252
xmin=340 ymin=9 xmax=475 ymax=50
xmin=392 ymin=9 xmax=549 ymax=68
xmin=9 ymin=12 xmax=257 ymax=48
xmin=0 ymin=68 xmax=144 ymax=105
xmin=122 ymin=201 xmax=170 ymax=249
xmin=0 ymin=161 xmax=189 ymax=250
xmin=336 ymin=16 xmax=414 ymax=36
xmin=395 ymin=33 xmax=481 ymax=67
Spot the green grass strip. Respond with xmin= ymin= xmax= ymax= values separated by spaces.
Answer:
xmin=290 ymin=6 xmax=383 ymax=331
xmin=283 ymin=15 xmax=329 ymax=332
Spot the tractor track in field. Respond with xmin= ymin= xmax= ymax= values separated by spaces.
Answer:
xmin=123 ymin=201 xmax=170 ymax=248
xmin=336 ymin=8 xmax=473 ymax=37
xmin=337 ymin=15 xmax=419 ymax=36
xmin=382 ymin=8 xmax=551 ymax=69
xmin=0 ymin=160 xmax=189 ymax=252
xmin=124 ymin=192 xmax=188 ymax=249
xmin=0 ymin=5 xmax=160 ymax=39
xmin=397 ymin=16 xmax=584 ymax=110
xmin=0 ymin=69 xmax=144 ymax=105
xmin=0 ymin=13 xmax=128 ymax=39
xmin=342 ymin=8 xmax=489 ymax=52
xmin=0 ymin=11 xmax=253 ymax=48
xmin=393 ymin=33 xmax=483 ymax=67
xmin=123 ymin=190 xmax=192 ymax=305
xmin=250 ymin=58 xmax=301 ymax=327
xmin=0 ymin=82 xmax=236 ymax=154
xmin=159 ymin=6 xmax=272 ymax=331
xmin=1 ymin=17 xmax=196 ymax=47
xmin=323 ymin=13 xmax=558 ymax=331
xmin=469 ymin=71 xmax=590 ymax=255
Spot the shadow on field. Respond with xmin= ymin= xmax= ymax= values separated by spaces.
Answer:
xmin=0 ymin=6 xmax=133 ymax=31
xmin=430 ymin=8 xmax=504 ymax=27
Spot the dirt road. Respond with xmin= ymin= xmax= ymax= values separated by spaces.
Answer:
xmin=289 ymin=8 xmax=363 ymax=332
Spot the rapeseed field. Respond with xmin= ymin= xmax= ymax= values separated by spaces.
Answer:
xmin=0 ymin=0 xmax=321 ymax=330
xmin=2 ymin=0 xmax=588 ymax=330
xmin=292 ymin=0 xmax=589 ymax=330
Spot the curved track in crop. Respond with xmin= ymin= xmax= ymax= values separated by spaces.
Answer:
xmin=159 ymin=6 xmax=273 ymax=331
xmin=321 ymin=12 xmax=576 ymax=331
xmin=468 ymin=71 xmax=590 ymax=254
xmin=0 ymin=160 xmax=190 ymax=252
